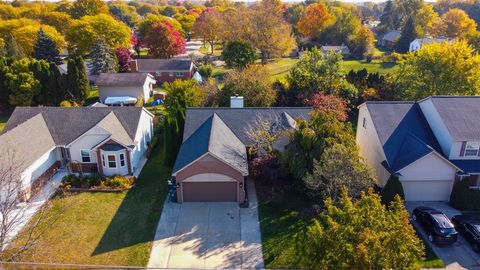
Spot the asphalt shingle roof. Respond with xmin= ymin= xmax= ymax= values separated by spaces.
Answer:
xmin=135 ymin=59 xmax=192 ymax=72
xmin=3 ymin=107 xmax=143 ymax=145
xmin=96 ymin=73 xmax=152 ymax=87
xmin=366 ymin=102 xmax=442 ymax=172
xmin=428 ymin=96 xmax=480 ymax=141
xmin=183 ymin=108 xmax=312 ymax=146
xmin=172 ymin=113 xmax=248 ymax=175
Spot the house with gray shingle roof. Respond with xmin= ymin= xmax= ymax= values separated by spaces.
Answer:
xmin=356 ymin=96 xmax=480 ymax=202
xmin=172 ymin=104 xmax=311 ymax=204
xmin=96 ymin=73 xmax=156 ymax=103
xmin=378 ymin=30 xmax=401 ymax=49
xmin=130 ymin=59 xmax=197 ymax=84
xmin=0 ymin=106 xmax=154 ymax=201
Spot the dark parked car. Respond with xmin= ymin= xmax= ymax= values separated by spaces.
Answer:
xmin=452 ymin=215 xmax=480 ymax=252
xmin=412 ymin=207 xmax=458 ymax=244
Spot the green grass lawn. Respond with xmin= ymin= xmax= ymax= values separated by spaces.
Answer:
xmin=341 ymin=60 xmax=399 ymax=75
xmin=199 ymin=44 xmax=223 ymax=57
xmin=257 ymin=183 xmax=444 ymax=269
xmin=8 ymin=138 xmax=171 ymax=266
xmin=0 ymin=113 xmax=9 ymax=132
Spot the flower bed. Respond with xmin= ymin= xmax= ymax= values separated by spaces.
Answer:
xmin=60 ymin=174 xmax=135 ymax=191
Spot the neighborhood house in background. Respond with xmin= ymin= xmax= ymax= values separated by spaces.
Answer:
xmin=377 ymin=30 xmax=401 ymax=49
xmin=356 ymin=96 xmax=480 ymax=202
xmin=172 ymin=98 xmax=311 ymax=204
xmin=320 ymin=45 xmax=351 ymax=57
xmin=409 ymin=37 xmax=451 ymax=52
xmin=129 ymin=59 xmax=201 ymax=84
xmin=0 ymin=107 xmax=154 ymax=201
xmin=96 ymin=73 xmax=156 ymax=103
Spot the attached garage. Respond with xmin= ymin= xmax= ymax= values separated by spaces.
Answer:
xmin=401 ymin=180 xmax=454 ymax=201
xmin=182 ymin=174 xmax=238 ymax=202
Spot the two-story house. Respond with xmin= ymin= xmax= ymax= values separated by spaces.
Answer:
xmin=356 ymin=96 xmax=480 ymax=202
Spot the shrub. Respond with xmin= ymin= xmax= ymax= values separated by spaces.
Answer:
xmin=61 ymin=174 xmax=134 ymax=190
xmin=381 ymin=175 xmax=405 ymax=206
xmin=450 ymin=178 xmax=480 ymax=210
xmin=198 ymin=64 xmax=213 ymax=78
xmin=101 ymin=175 xmax=135 ymax=189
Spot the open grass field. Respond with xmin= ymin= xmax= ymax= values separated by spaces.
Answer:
xmin=257 ymin=184 xmax=444 ymax=269
xmin=0 ymin=113 xmax=9 ymax=132
xmin=7 ymin=138 xmax=171 ymax=266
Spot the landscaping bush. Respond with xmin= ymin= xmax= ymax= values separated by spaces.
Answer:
xmin=198 ymin=64 xmax=213 ymax=78
xmin=450 ymin=178 xmax=480 ymax=210
xmin=381 ymin=175 xmax=405 ymax=206
xmin=61 ymin=174 xmax=135 ymax=190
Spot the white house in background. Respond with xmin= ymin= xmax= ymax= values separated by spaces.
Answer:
xmin=0 ymin=107 xmax=154 ymax=201
xmin=96 ymin=73 xmax=156 ymax=103
xmin=409 ymin=37 xmax=451 ymax=52
xmin=356 ymin=96 xmax=480 ymax=202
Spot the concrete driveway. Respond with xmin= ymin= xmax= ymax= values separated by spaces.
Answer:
xmin=148 ymin=180 xmax=264 ymax=269
xmin=406 ymin=202 xmax=480 ymax=270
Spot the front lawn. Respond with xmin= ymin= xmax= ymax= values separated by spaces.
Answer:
xmin=257 ymin=182 xmax=444 ymax=269
xmin=0 ymin=113 xmax=9 ymax=132
xmin=7 ymin=138 xmax=171 ymax=266
xmin=342 ymin=60 xmax=399 ymax=75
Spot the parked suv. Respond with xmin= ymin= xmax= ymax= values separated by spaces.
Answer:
xmin=452 ymin=215 xmax=480 ymax=252
xmin=412 ymin=207 xmax=458 ymax=244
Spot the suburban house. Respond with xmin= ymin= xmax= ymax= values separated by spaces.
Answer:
xmin=377 ymin=30 xmax=401 ymax=49
xmin=409 ymin=37 xmax=450 ymax=52
xmin=129 ymin=59 xmax=199 ymax=84
xmin=0 ymin=107 xmax=154 ymax=201
xmin=96 ymin=73 xmax=156 ymax=104
xmin=356 ymin=96 xmax=480 ymax=202
xmin=172 ymin=103 xmax=311 ymax=204
xmin=320 ymin=45 xmax=351 ymax=57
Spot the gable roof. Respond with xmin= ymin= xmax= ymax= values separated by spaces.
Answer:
xmin=135 ymin=59 xmax=192 ymax=72
xmin=381 ymin=30 xmax=401 ymax=42
xmin=365 ymin=101 xmax=445 ymax=172
xmin=183 ymin=107 xmax=312 ymax=146
xmin=2 ymin=107 xmax=143 ymax=145
xmin=0 ymin=114 xmax=56 ymax=172
xmin=425 ymin=96 xmax=480 ymax=141
xmin=96 ymin=73 xmax=153 ymax=87
xmin=172 ymin=113 xmax=248 ymax=175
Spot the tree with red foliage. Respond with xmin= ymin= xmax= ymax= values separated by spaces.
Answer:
xmin=115 ymin=47 xmax=132 ymax=72
xmin=131 ymin=34 xmax=142 ymax=57
xmin=307 ymin=93 xmax=348 ymax=122
xmin=143 ymin=22 xmax=186 ymax=58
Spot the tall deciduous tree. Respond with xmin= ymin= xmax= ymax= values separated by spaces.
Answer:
xmin=302 ymin=189 xmax=424 ymax=270
xmin=89 ymin=39 xmax=116 ymax=75
xmin=219 ymin=65 xmax=276 ymax=107
xmin=70 ymin=0 xmax=109 ymax=19
xmin=143 ymin=22 xmax=186 ymax=58
xmin=193 ymin=8 xmax=222 ymax=55
xmin=433 ymin=8 xmax=477 ymax=39
xmin=398 ymin=41 xmax=480 ymax=100
xmin=348 ymin=26 xmax=375 ymax=58
xmin=33 ymin=28 xmax=61 ymax=64
xmin=115 ymin=47 xmax=132 ymax=73
xmin=296 ymin=3 xmax=332 ymax=40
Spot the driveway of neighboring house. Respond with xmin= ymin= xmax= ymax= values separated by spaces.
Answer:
xmin=148 ymin=179 xmax=264 ymax=269
xmin=406 ymin=201 xmax=480 ymax=270
xmin=177 ymin=40 xmax=204 ymax=58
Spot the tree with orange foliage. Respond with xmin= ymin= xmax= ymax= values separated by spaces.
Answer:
xmin=296 ymin=3 xmax=332 ymax=40
xmin=433 ymin=8 xmax=477 ymax=38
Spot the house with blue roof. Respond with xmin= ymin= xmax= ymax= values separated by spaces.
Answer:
xmin=356 ymin=96 xmax=480 ymax=201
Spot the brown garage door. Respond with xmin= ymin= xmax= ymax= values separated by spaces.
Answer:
xmin=183 ymin=181 xmax=237 ymax=202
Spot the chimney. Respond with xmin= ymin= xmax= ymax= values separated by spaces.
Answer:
xmin=129 ymin=59 xmax=138 ymax=72
xmin=230 ymin=95 xmax=244 ymax=108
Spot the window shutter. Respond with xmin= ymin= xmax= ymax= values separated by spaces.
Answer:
xmin=460 ymin=141 xmax=467 ymax=157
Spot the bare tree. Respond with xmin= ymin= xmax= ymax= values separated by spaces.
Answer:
xmin=245 ymin=113 xmax=292 ymax=155
xmin=0 ymin=147 xmax=58 ymax=261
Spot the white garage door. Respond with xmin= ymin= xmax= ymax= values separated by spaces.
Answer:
xmin=402 ymin=180 xmax=454 ymax=201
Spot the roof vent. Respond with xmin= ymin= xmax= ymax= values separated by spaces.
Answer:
xmin=230 ymin=95 xmax=244 ymax=108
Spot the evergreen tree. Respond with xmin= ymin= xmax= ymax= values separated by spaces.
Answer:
xmin=379 ymin=0 xmax=398 ymax=33
xmin=67 ymin=56 xmax=89 ymax=102
xmin=4 ymin=35 xmax=25 ymax=59
xmin=31 ymin=59 xmax=52 ymax=105
xmin=48 ymin=63 xmax=66 ymax=105
xmin=396 ymin=16 xmax=417 ymax=53
xmin=89 ymin=39 xmax=116 ymax=75
xmin=34 ymin=28 xmax=62 ymax=65
xmin=0 ymin=58 xmax=10 ymax=108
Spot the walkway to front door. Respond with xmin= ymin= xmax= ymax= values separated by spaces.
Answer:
xmin=148 ymin=179 xmax=264 ymax=269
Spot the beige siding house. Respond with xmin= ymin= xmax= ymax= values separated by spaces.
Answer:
xmin=96 ymin=73 xmax=156 ymax=103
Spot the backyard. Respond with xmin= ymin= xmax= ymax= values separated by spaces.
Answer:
xmin=257 ymin=182 xmax=444 ymax=269
xmin=6 ymin=137 xmax=171 ymax=266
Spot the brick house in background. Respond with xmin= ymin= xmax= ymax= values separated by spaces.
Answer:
xmin=130 ymin=59 xmax=197 ymax=84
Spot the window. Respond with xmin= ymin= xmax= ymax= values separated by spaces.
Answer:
xmin=80 ymin=150 xmax=91 ymax=163
xmin=175 ymin=72 xmax=184 ymax=77
xmin=108 ymin=155 xmax=117 ymax=168
xmin=465 ymin=142 xmax=480 ymax=156
xmin=169 ymin=72 xmax=174 ymax=77
xmin=362 ymin=117 xmax=367 ymax=129
xmin=120 ymin=153 xmax=125 ymax=167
